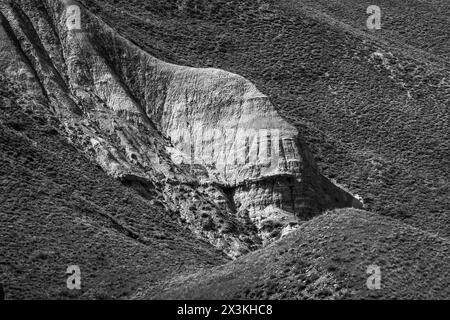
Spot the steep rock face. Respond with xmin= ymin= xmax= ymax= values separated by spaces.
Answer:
xmin=0 ymin=0 xmax=360 ymax=252
xmin=1 ymin=0 xmax=258 ymax=258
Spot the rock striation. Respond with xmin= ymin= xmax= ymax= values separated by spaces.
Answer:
xmin=0 ymin=0 xmax=361 ymax=256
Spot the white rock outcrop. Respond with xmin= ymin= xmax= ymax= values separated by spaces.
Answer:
xmin=0 ymin=0 xmax=361 ymax=255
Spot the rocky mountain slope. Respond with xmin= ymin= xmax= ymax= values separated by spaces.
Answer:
xmin=0 ymin=74 xmax=227 ymax=299
xmin=82 ymin=0 xmax=449 ymax=238
xmin=1 ymin=0 xmax=361 ymax=256
xmin=1 ymin=0 xmax=448 ymax=299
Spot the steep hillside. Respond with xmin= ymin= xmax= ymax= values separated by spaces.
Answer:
xmin=0 ymin=74 xmax=227 ymax=299
xmin=0 ymin=0 xmax=448 ymax=300
xmin=0 ymin=0 xmax=362 ymax=258
xmin=147 ymin=209 xmax=450 ymax=300
xmin=80 ymin=0 xmax=449 ymax=238
xmin=286 ymin=0 xmax=450 ymax=63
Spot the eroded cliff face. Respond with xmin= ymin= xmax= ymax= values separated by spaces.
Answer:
xmin=0 ymin=0 xmax=361 ymax=255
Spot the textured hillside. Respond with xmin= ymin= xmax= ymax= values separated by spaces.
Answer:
xmin=147 ymin=209 xmax=450 ymax=300
xmin=288 ymin=0 xmax=450 ymax=63
xmin=0 ymin=74 xmax=227 ymax=299
xmin=81 ymin=0 xmax=449 ymax=238
xmin=0 ymin=0 xmax=362 ymax=257
xmin=0 ymin=0 xmax=448 ymax=300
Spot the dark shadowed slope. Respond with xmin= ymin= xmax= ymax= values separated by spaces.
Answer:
xmin=284 ymin=0 xmax=450 ymax=63
xmin=146 ymin=209 xmax=450 ymax=300
xmin=0 ymin=75 xmax=227 ymax=299
xmin=81 ymin=0 xmax=449 ymax=238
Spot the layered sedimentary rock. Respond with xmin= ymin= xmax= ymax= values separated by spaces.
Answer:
xmin=0 ymin=0 xmax=361 ymax=254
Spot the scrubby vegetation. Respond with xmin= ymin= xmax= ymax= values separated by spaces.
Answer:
xmin=148 ymin=209 xmax=450 ymax=300
xmin=0 ymin=75 xmax=226 ymax=299
xmin=81 ymin=0 xmax=449 ymax=237
xmin=1 ymin=0 xmax=448 ymax=299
